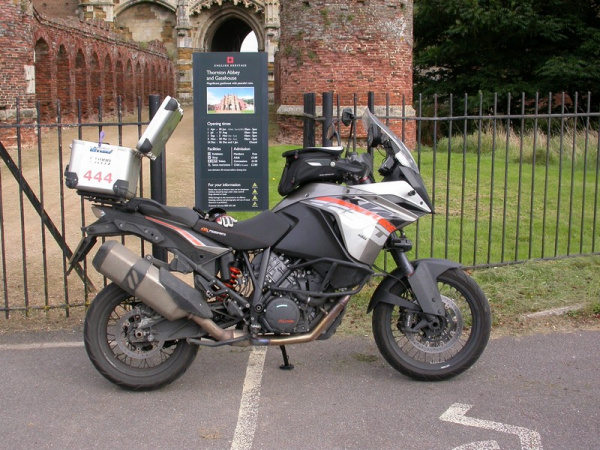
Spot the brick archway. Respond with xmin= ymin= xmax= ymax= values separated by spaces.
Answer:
xmin=56 ymin=45 xmax=72 ymax=117
xmin=104 ymin=54 xmax=115 ymax=113
xmin=75 ymin=49 xmax=88 ymax=118
xmin=34 ymin=38 xmax=53 ymax=120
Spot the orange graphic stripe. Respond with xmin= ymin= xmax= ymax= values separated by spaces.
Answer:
xmin=317 ymin=196 xmax=397 ymax=233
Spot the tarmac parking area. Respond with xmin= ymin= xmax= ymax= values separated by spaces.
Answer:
xmin=0 ymin=330 xmax=598 ymax=449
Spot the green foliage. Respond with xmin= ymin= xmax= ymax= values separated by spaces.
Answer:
xmin=414 ymin=0 xmax=600 ymax=100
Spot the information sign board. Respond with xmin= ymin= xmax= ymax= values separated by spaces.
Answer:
xmin=193 ymin=52 xmax=268 ymax=211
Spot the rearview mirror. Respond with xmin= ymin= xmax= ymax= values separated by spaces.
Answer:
xmin=341 ymin=108 xmax=354 ymax=127
xmin=367 ymin=123 xmax=382 ymax=147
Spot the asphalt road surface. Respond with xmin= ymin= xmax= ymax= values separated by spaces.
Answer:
xmin=0 ymin=329 xmax=598 ymax=450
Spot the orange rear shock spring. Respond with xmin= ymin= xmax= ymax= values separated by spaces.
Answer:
xmin=220 ymin=266 xmax=242 ymax=301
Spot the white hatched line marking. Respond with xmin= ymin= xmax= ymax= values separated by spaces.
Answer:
xmin=441 ymin=403 xmax=543 ymax=450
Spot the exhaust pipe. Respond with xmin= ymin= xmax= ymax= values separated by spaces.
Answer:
xmin=189 ymin=315 xmax=250 ymax=345
xmin=92 ymin=241 xmax=212 ymax=321
xmin=190 ymin=295 xmax=349 ymax=347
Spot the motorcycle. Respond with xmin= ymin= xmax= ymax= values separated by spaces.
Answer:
xmin=66 ymin=102 xmax=491 ymax=390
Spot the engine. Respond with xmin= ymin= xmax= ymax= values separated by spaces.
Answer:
xmin=251 ymin=252 xmax=325 ymax=334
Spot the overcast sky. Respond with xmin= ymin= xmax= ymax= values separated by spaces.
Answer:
xmin=241 ymin=32 xmax=258 ymax=52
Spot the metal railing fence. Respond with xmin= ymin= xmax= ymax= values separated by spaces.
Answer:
xmin=0 ymin=96 xmax=151 ymax=318
xmin=305 ymin=91 xmax=600 ymax=268
xmin=0 ymin=92 xmax=598 ymax=318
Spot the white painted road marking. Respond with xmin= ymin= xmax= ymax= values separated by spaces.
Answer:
xmin=231 ymin=346 xmax=267 ymax=450
xmin=0 ymin=341 xmax=84 ymax=351
xmin=440 ymin=403 xmax=543 ymax=450
xmin=2 ymin=339 xmax=267 ymax=450
xmin=452 ymin=441 xmax=501 ymax=450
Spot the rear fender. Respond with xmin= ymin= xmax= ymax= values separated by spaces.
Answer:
xmin=367 ymin=258 xmax=461 ymax=314
xmin=66 ymin=209 xmax=165 ymax=274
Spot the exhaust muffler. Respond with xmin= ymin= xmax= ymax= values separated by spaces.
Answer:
xmin=92 ymin=240 xmax=212 ymax=321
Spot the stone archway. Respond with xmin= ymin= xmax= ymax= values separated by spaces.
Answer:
xmin=208 ymin=16 xmax=252 ymax=52
xmin=191 ymin=3 xmax=265 ymax=53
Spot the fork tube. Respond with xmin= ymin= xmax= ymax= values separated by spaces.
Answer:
xmin=393 ymin=251 xmax=415 ymax=278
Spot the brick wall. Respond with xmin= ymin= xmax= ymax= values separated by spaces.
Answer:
xmin=0 ymin=1 xmax=36 ymax=110
xmin=0 ymin=0 xmax=176 ymax=147
xmin=275 ymin=0 xmax=415 ymax=147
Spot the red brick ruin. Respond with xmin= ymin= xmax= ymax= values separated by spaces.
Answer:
xmin=1 ymin=0 xmax=414 ymax=146
xmin=275 ymin=0 xmax=415 ymax=146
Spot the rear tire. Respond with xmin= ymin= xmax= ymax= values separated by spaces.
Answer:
xmin=84 ymin=283 xmax=198 ymax=390
xmin=372 ymin=268 xmax=491 ymax=381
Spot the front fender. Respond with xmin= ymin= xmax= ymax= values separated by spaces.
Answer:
xmin=367 ymin=258 xmax=461 ymax=314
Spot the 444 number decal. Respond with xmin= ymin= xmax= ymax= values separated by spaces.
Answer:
xmin=83 ymin=170 xmax=113 ymax=184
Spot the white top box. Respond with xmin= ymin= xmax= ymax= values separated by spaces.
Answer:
xmin=65 ymin=140 xmax=142 ymax=200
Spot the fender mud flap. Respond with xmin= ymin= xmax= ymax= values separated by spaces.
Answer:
xmin=367 ymin=259 xmax=461 ymax=315
xmin=66 ymin=236 xmax=97 ymax=275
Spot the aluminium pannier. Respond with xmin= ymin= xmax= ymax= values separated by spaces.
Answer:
xmin=65 ymin=140 xmax=142 ymax=200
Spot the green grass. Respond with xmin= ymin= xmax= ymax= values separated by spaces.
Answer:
xmin=248 ymin=142 xmax=599 ymax=269
xmin=338 ymin=254 xmax=600 ymax=336
xmin=412 ymin=148 xmax=599 ymax=266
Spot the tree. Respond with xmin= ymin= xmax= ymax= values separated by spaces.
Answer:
xmin=414 ymin=0 xmax=600 ymax=102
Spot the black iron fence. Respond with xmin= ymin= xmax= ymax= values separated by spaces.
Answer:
xmin=304 ymin=91 xmax=600 ymax=267
xmin=0 ymin=92 xmax=598 ymax=318
xmin=0 ymin=96 xmax=158 ymax=318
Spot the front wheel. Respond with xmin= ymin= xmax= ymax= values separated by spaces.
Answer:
xmin=372 ymin=268 xmax=491 ymax=381
xmin=84 ymin=283 xmax=198 ymax=390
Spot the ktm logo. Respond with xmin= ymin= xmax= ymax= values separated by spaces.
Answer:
xmin=201 ymin=227 xmax=209 ymax=233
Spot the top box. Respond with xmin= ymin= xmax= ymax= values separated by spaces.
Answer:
xmin=136 ymin=96 xmax=183 ymax=159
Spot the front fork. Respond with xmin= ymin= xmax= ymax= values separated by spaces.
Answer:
xmin=386 ymin=234 xmax=459 ymax=320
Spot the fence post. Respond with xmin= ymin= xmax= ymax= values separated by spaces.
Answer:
xmin=303 ymin=92 xmax=316 ymax=148
xmin=367 ymin=91 xmax=375 ymax=155
xmin=149 ymin=94 xmax=167 ymax=261
xmin=322 ymin=91 xmax=333 ymax=147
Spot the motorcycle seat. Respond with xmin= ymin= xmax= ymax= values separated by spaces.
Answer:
xmin=194 ymin=210 xmax=291 ymax=250
xmin=136 ymin=201 xmax=201 ymax=227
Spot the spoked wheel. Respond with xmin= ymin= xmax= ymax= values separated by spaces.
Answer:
xmin=84 ymin=283 xmax=198 ymax=390
xmin=372 ymin=268 xmax=491 ymax=381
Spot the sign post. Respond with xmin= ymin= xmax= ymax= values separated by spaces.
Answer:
xmin=193 ymin=52 xmax=268 ymax=211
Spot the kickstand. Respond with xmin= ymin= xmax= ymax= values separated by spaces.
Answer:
xmin=279 ymin=345 xmax=294 ymax=370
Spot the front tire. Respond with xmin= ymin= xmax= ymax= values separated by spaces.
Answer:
xmin=84 ymin=283 xmax=198 ymax=390
xmin=372 ymin=268 xmax=491 ymax=381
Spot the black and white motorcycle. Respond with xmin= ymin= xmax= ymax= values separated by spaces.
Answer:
xmin=67 ymin=103 xmax=491 ymax=390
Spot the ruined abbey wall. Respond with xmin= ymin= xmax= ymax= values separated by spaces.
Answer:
xmin=275 ymin=0 xmax=414 ymax=145
xmin=0 ymin=0 xmax=175 ymax=146
xmin=1 ymin=0 xmax=414 ymax=146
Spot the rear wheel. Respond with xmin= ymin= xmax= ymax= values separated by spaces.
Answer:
xmin=372 ymin=268 xmax=491 ymax=381
xmin=84 ymin=283 xmax=198 ymax=390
